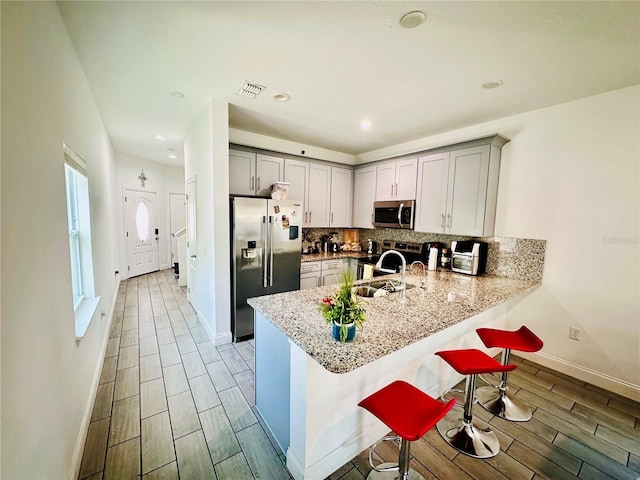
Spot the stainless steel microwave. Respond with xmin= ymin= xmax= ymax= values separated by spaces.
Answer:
xmin=372 ymin=200 xmax=415 ymax=229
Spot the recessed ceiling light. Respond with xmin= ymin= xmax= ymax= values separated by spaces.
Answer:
xmin=400 ymin=11 xmax=426 ymax=28
xmin=171 ymin=91 xmax=185 ymax=98
xmin=360 ymin=120 xmax=374 ymax=130
xmin=273 ymin=93 xmax=290 ymax=102
xmin=483 ymin=79 xmax=504 ymax=89
xmin=154 ymin=134 xmax=166 ymax=141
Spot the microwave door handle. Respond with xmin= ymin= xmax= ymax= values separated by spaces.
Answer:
xmin=397 ymin=203 xmax=404 ymax=225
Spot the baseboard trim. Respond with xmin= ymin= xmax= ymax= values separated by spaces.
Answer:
xmin=214 ymin=331 xmax=233 ymax=346
xmin=69 ymin=273 xmax=121 ymax=480
xmin=519 ymin=351 xmax=640 ymax=402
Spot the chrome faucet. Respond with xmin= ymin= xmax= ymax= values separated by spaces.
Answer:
xmin=376 ymin=250 xmax=407 ymax=301
xmin=410 ymin=260 xmax=427 ymax=289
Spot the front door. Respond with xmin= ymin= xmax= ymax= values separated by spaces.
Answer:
xmin=125 ymin=189 xmax=159 ymax=277
xmin=186 ymin=177 xmax=197 ymax=305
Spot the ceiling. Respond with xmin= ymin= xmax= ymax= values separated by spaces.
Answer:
xmin=57 ymin=1 xmax=640 ymax=167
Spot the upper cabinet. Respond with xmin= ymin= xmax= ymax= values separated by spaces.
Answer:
xmin=352 ymin=165 xmax=377 ymax=228
xmin=284 ymin=159 xmax=331 ymax=227
xmin=414 ymin=136 xmax=508 ymax=236
xmin=229 ymin=149 xmax=283 ymax=196
xmin=330 ymin=167 xmax=353 ymax=228
xmin=375 ymin=158 xmax=418 ymax=201
xmin=229 ymin=149 xmax=256 ymax=196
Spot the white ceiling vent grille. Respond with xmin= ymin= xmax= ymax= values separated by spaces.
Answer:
xmin=236 ymin=81 xmax=266 ymax=99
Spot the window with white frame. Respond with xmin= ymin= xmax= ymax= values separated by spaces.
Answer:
xmin=64 ymin=144 xmax=99 ymax=338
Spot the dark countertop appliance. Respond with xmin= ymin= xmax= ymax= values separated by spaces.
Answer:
xmin=450 ymin=240 xmax=488 ymax=275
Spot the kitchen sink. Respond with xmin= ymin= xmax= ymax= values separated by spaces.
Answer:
xmin=353 ymin=281 xmax=416 ymax=297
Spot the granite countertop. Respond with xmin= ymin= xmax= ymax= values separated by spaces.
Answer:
xmin=247 ymin=271 xmax=541 ymax=374
xmin=301 ymin=251 xmax=374 ymax=262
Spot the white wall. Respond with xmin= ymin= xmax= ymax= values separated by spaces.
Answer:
xmin=184 ymin=101 xmax=232 ymax=345
xmin=362 ymin=86 xmax=640 ymax=398
xmin=1 ymin=2 xmax=119 ymax=478
xmin=114 ymin=152 xmax=185 ymax=277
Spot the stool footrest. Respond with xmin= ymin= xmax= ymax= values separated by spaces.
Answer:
xmin=368 ymin=436 xmax=400 ymax=473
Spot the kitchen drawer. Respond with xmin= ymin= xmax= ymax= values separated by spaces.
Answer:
xmin=300 ymin=261 xmax=321 ymax=274
xmin=321 ymin=259 xmax=344 ymax=271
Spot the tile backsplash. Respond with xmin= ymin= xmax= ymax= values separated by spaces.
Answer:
xmin=303 ymin=228 xmax=546 ymax=281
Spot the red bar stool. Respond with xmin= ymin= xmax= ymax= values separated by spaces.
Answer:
xmin=435 ymin=349 xmax=516 ymax=458
xmin=475 ymin=326 xmax=543 ymax=422
xmin=358 ymin=380 xmax=456 ymax=480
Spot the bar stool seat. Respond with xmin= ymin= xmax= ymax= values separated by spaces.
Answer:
xmin=359 ymin=380 xmax=455 ymax=480
xmin=476 ymin=326 xmax=543 ymax=421
xmin=436 ymin=349 xmax=516 ymax=459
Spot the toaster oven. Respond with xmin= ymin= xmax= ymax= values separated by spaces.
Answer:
xmin=450 ymin=241 xmax=488 ymax=275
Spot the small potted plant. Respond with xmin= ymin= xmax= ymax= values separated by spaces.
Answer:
xmin=319 ymin=271 xmax=366 ymax=342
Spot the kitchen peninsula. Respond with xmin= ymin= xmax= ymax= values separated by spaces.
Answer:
xmin=248 ymin=270 xmax=540 ymax=480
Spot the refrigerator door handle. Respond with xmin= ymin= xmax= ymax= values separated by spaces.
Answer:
xmin=263 ymin=216 xmax=269 ymax=287
xmin=269 ymin=216 xmax=275 ymax=287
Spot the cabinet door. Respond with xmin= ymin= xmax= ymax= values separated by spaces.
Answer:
xmin=307 ymin=164 xmax=331 ymax=227
xmin=284 ymin=159 xmax=309 ymax=225
xmin=414 ymin=153 xmax=449 ymax=233
xmin=330 ymin=167 xmax=353 ymax=228
xmin=256 ymin=154 xmax=284 ymax=196
xmin=229 ymin=150 xmax=256 ymax=195
xmin=446 ymin=145 xmax=490 ymax=236
xmin=300 ymin=273 xmax=320 ymax=289
xmin=375 ymin=163 xmax=396 ymax=201
xmin=395 ymin=158 xmax=418 ymax=200
xmin=352 ymin=166 xmax=377 ymax=228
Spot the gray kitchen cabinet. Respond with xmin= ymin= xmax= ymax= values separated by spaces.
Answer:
xmin=352 ymin=165 xmax=377 ymax=228
xmin=414 ymin=135 xmax=508 ymax=236
xmin=321 ymin=259 xmax=346 ymax=286
xmin=229 ymin=149 xmax=256 ymax=196
xmin=256 ymin=153 xmax=284 ymax=196
xmin=229 ymin=150 xmax=284 ymax=196
xmin=375 ymin=158 xmax=418 ymax=201
xmin=330 ymin=167 xmax=353 ymax=228
xmin=284 ymin=158 xmax=310 ymax=226
xmin=300 ymin=261 xmax=321 ymax=289
xmin=307 ymin=164 xmax=331 ymax=227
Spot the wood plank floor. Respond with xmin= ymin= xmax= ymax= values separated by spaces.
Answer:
xmin=79 ymin=270 xmax=640 ymax=480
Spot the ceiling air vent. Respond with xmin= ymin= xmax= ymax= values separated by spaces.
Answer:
xmin=236 ymin=81 xmax=266 ymax=99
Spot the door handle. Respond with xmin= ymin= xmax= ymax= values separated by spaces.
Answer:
xmin=190 ymin=254 xmax=197 ymax=258
xmin=398 ymin=203 xmax=404 ymax=225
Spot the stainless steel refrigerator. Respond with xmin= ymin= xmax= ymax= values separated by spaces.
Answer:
xmin=230 ymin=197 xmax=302 ymax=341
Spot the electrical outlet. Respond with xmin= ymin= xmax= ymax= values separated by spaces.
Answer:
xmin=569 ymin=326 xmax=581 ymax=341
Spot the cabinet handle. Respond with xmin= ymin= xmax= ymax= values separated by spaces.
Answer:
xmin=250 ymin=176 xmax=254 ymax=191
xmin=395 ymin=183 xmax=398 ymax=197
xmin=309 ymin=211 xmax=312 ymax=223
xmin=257 ymin=177 xmax=261 ymax=191
xmin=441 ymin=214 xmax=445 ymax=228
xmin=331 ymin=212 xmax=334 ymax=224
xmin=447 ymin=213 xmax=452 ymax=230
xmin=390 ymin=184 xmax=394 ymax=197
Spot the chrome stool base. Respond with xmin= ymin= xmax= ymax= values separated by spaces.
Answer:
xmin=475 ymin=385 xmax=532 ymax=422
xmin=366 ymin=463 xmax=425 ymax=480
xmin=436 ymin=409 xmax=501 ymax=459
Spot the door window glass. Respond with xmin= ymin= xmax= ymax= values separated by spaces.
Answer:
xmin=136 ymin=202 xmax=150 ymax=243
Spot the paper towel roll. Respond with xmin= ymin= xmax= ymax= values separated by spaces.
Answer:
xmin=428 ymin=248 xmax=438 ymax=271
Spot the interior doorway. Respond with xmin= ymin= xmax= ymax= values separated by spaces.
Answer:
xmin=186 ymin=177 xmax=197 ymax=305
xmin=169 ymin=193 xmax=186 ymax=270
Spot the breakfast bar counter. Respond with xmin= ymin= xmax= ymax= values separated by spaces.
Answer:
xmin=248 ymin=271 xmax=540 ymax=480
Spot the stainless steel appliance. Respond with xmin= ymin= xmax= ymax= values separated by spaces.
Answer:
xmin=230 ymin=197 xmax=302 ymax=341
xmin=373 ymin=200 xmax=415 ymax=229
xmin=451 ymin=240 xmax=488 ymax=275
xmin=357 ymin=240 xmax=429 ymax=280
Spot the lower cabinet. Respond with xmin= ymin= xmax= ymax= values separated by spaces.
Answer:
xmin=321 ymin=259 xmax=345 ymax=286
xmin=300 ymin=261 xmax=321 ymax=289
